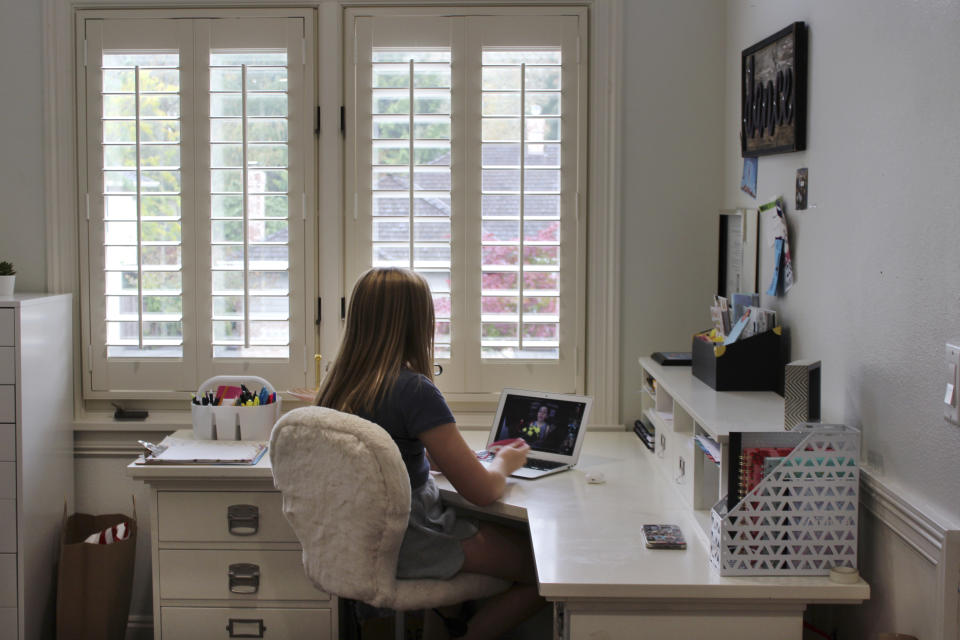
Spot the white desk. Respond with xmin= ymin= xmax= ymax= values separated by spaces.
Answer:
xmin=131 ymin=430 xmax=868 ymax=640
xmin=437 ymin=431 xmax=869 ymax=640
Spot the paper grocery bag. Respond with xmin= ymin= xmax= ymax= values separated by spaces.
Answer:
xmin=56 ymin=504 xmax=137 ymax=640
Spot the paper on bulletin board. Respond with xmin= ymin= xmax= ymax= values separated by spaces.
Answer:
xmin=760 ymin=198 xmax=793 ymax=295
xmin=719 ymin=208 xmax=759 ymax=296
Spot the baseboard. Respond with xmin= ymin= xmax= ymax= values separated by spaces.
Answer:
xmin=859 ymin=469 xmax=960 ymax=640
xmin=125 ymin=614 xmax=153 ymax=640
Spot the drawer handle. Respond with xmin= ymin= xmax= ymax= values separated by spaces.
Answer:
xmin=228 ymin=563 xmax=260 ymax=594
xmin=226 ymin=618 xmax=267 ymax=638
xmin=227 ymin=504 xmax=259 ymax=536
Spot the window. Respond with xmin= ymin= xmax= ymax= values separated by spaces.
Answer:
xmin=346 ymin=10 xmax=586 ymax=396
xmin=79 ymin=13 xmax=314 ymax=394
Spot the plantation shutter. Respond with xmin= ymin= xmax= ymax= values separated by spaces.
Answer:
xmin=83 ymin=14 xmax=313 ymax=393
xmin=346 ymin=10 xmax=584 ymax=396
xmin=85 ymin=18 xmax=198 ymax=391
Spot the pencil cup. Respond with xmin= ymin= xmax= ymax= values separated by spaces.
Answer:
xmin=191 ymin=375 xmax=282 ymax=441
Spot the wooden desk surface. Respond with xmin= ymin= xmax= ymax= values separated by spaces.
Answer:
xmin=129 ymin=430 xmax=869 ymax=604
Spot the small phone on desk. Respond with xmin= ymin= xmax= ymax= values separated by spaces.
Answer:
xmin=641 ymin=524 xmax=687 ymax=549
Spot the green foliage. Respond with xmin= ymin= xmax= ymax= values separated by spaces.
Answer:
xmin=0 ymin=262 xmax=14 ymax=276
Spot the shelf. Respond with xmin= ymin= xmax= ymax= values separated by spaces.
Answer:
xmin=638 ymin=357 xmax=784 ymax=438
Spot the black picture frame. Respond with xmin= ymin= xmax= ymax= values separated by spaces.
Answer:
xmin=741 ymin=22 xmax=807 ymax=157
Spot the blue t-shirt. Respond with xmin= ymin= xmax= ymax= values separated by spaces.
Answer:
xmin=358 ymin=369 xmax=455 ymax=489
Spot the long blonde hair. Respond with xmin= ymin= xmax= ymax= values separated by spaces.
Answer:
xmin=316 ymin=268 xmax=435 ymax=414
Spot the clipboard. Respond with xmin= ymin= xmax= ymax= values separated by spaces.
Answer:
xmin=137 ymin=437 xmax=268 ymax=465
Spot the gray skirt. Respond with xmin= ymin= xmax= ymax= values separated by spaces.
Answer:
xmin=396 ymin=475 xmax=478 ymax=579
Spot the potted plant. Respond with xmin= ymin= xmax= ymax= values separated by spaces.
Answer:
xmin=0 ymin=261 xmax=15 ymax=297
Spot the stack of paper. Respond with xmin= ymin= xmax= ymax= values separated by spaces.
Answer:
xmin=694 ymin=435 xmax=721 ymax=463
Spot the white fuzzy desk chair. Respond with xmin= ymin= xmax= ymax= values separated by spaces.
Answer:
xmin=270 ymin=407 xmax=509 ymax=639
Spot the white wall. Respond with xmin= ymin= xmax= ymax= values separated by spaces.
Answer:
xmin=722 ymin=0 xmax=960 ymax=528
xmin=618 ymin=0 xmax=726 ymax=425
xmin=0 ymin=0 xmax=47 ymax=291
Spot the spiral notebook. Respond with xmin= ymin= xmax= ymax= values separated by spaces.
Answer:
xmin=726 ymin=430 xmax=807 ymax=511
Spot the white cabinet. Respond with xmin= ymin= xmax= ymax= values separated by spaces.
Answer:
xmin=0 ymin=294 xmax=75 ymax=640
xmin=129 ymin=455 xmax=337 ymax=640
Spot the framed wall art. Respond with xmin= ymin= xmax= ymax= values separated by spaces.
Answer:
xmin=741 ymin=22 xmax=807 ymax=157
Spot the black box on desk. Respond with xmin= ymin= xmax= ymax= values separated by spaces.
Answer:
xmin=691 ymin=328 xmax=782 ymax=392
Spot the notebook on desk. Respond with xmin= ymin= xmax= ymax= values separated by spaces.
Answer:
xmin=477 ymin=389 xmax=592 ymax=479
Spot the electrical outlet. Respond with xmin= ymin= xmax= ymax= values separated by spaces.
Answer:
xmin=945 ymin=340 xmax=960 ymax=425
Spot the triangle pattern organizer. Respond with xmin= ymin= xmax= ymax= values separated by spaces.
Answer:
xmin=709 ymin=424 xmax=860 ymax=576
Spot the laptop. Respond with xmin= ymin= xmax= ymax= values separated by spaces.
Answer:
xmin=477 ymin=389 xmax=593 ymax=479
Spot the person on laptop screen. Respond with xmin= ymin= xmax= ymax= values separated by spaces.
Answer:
xmin=315 ymin=267 xmax=545 ymax=638
xmin=497 ymin=398 xmax=586 ymax=457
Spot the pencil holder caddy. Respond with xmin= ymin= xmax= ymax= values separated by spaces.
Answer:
xmin=191 ymin=375 xmax=281 ymax=441
xmin=709 ymin=423 xmax=860 ymax=576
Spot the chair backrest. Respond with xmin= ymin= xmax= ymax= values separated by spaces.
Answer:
xmin=270 ymin=406 xmax=412 ymax=605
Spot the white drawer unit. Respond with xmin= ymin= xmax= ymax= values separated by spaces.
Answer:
xmin=0 ymin=348 xmax=14 ymax=385
xmin=0 ymin=501 xmax=16 ymax=554
xmin=158 ymin=549 xmax=327 ymax=602
xmin=0 ymin=425 xmax=15 ymax=461
xmin=0 ymin=464 xmax=15 ymax=501
xmin=0 ymin=608 xmax=16 ymax=639
xmin=157 ymin=492 xmax=297 ymax=543
xmin=161 ymin=607 xmax=331 ymax=640
xmin=0 ymin=554 xmax=16 ymax=608
xmin=129 ymin=443 xmax=337 ymax=640
xmin=0 ymin=295 xmax=74 ymax=640
xmin=0 ymin=310 xmax=13 ymax=346
xmin=0 ymin=387 xmax=14 ymax=423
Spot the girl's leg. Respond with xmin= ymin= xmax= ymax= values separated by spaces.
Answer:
xmin=457 ymin=521 xmax=547 ymax=639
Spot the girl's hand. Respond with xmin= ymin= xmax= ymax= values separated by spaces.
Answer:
xmin=492 ymin=440 xmax=530 ymax=475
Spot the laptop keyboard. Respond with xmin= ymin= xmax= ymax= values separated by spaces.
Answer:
xmin=523 ymin=459 xmax=566 ymax=471
xmin=476 ymin=450 xmax=566 ymax=471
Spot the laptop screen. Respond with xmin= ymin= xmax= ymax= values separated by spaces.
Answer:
xmin=493 ymin=392 xmax=589 ymax=456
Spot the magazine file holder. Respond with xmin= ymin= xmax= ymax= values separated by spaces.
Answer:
xmin=709 ymin=423 xmax=860 ymax=576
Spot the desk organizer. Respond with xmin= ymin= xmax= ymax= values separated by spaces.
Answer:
xmin=709 ymin=423 xmax=860 ymax=576
xmin=191 ymin=375 xmax=281 ymax=441
xmin=691 ymin=327 xmax=782 ymax=392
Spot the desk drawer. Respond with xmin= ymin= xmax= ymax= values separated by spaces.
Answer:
xmin=0 ymin=311 xmax=12 ymax=346
xmin=0 ymin=500 xmax=15 ymax=553
xmin=0 ymin=387 xmax=13 ymax=423
xmin=0 ymin=425 xmax=15 ymax=461
xmin=0 ymin=463 xmax=14 ymax=501
xmin=0 ymin=608 xmax=16 ymax=639
xmin=0 ymin=348 xmax=14 ymax=385
xmin=158 ymin=549 xmax=327 ymax=602
xmin=158 ymin=492 xmax=297 ymax=543
xmin=0 ymin=554 xmax=16 ymax=608
xmin=161 ymin=606 xmax=331 ymax=640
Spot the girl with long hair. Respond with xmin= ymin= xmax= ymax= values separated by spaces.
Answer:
xmin=316 ymin=267 xmax=545 ymax=639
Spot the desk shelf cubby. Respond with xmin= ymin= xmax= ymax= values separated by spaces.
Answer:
xmin=637 ymin=357 xmax=785 ymax=539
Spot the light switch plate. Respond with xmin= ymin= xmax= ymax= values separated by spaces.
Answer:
xmin=945 ymin=340 xmax=960 ymax=425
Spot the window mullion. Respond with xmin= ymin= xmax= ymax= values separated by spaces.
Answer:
xmin=134 ymin=65 xmax=145 ymax=350
xmin=408 ymin=58 xmax=415 ymax=269
xmin=519 ymin=61 xmax=526 ymax=352
xmin=241 ymin=63 xmax=250 ymax=349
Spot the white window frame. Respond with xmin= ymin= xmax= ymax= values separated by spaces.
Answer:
xmin=43 ymin=1 xmax=621 ymax=428
xmin=344 ymin=6 xmax=588 ymax=402
xmin=74 ymin=8 xmax=317 ymax=399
